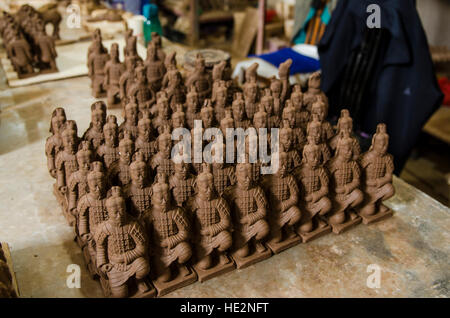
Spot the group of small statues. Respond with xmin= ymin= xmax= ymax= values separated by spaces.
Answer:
xmin=0 ymin=5 xmax=58 ymax=78
xmin=0 ymin=244 xmax=17 ymax=298
xmin=47 ymin=39 xmax=395 ymax=297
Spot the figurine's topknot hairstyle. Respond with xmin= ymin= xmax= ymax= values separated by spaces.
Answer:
xmin=197 ymin=163 xmax=213 ymax=183
xmin=130 ymin=151 xmax=146 ymax=171
xmin=49 ymin=107 xmax=67 ymax=133
xmin=106 ymin=186 xmax=125 ymax=209
xmin=152 ymin=172 xmax=169 ymax=194
xmin=88 ymin=161 xmax=104 ymax=182
xmin=337 ymin=109 xmax=353 ymax=132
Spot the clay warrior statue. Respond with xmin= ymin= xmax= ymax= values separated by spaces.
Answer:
xmin=290 ymin=84 xmax=309 ymax=131
xmin=212 ymin=80 xmax=229 ymax=123
xmin=118 ymin=98 xmax=139 ymax=140
xmin=83 ymin=101 xmax=106 ymax=152
xmin=45 ymin=107 xmax=66 ymax=178
xmin=104 ymin=43 xmax=125 ymax=108
xmin=68 ymin=141 xmax=94 ymax=216
xmin=152 ymin=92 xmax=172 ymax=135
xmin=128 ymin=66 xmax=156 ymax=112
xmin=87 ymin=29 xmax=107 ymax=62
xmin=279 ymin=121 xmax=302 ymax=171
xmin=295 ymin=140 xmax=332 ymax=242
xmin=226 ymin=163 xmax=270 ymax=267
xmin=146 ymin=174 xmax=194 ymax=290
xmin=151 ymin=126 xmax=174 ymax=177
xmin=269 ymin=77 xmax=283 ymax=117
xmin=185 ymin=54 xmax=212 ymax=105
xmin=107 ymin=131 xmax=134 ymax=188
xmin=282 ymin=101 xmax=306 ymax=151
xmin=329 ymin=109 xmax=361 ymax=159
xmin=358 ymin=124 xmax=395 ymax=223
xmin=95 ymin=186 xmax=152 ymax=298
xmin=97 ymin=115 xmax=120 ymax=169
xmin=164 ymin=53 xmax=185 ymax=110
xmin=326 ymin=131 xmax=364 ymax=233
xmin=243 ymin=63 xmax=259 ymax=121
xmin=262 ymin=152 xmax=302 ymax=252
xmin=124 ymin=33 xmax=143 ymax=67
xmin=169 ymin=161 xmax=196 ymax=209
xmin=232 ymin=92 xmax=250 ymax=130
xmin=88 ymin=39 xmax=109 ymax=98
xmin=35 ymin=28 xmax=58 ymax=73
xmin=212 ymin=145 xmax=236 ymax=197
xmin=261 ymin=88 xmax=280 ymax=129
xmin=306 ymin=114 xmax=331 ymax=165
xmin=187 ymin=164 xmax=233 ymax=276
xmin=304 ymin=71 xmax=329 ymax=113
xmin=119 ymin=58 xmax=138 ymax=106
xmin=7 ymin=30 xmax=34 ymax=78
xmin=311 ymin=100 xmax=334 ymax=143
xmin=145 ymin=42 xmax=166 ymax=93
xmin=185 ymin=85 xmax=201 ymax=130
xmin=135 ymin=111 xmax=156 ymax=163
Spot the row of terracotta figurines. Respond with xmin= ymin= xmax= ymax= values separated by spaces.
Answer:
xmin=0 ymin=6 xmax=58 ymax=78
xmin=45 ymin=103 xmax=395 ymax=298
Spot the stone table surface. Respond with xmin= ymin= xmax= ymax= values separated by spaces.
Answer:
xmin=0 ymin=75 xmax=449 ymax=298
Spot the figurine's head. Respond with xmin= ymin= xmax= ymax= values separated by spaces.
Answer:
xmin=303 ymin=140 xmax=320 ymax=168
xmin=196 ymin=163 xmax=214 ymax=200
xmin=110 ymin=42 xmax=119 ymax=60
xmin=106 ymin=187 xmax=127 ymax=225
xmin=187 ymin=85 xmax=199 ymax=109
xmin=125 ymin=57 xmax=136 ymax=72
xmin=311 ymin=101 xmax=327 ymax=122
xmin=261 ymin=88 xmax=274 ymax=115
xmin=306 ymin=114 xmax=322 ymax=144
xmin=270 ymin=77 xmax=281 ymax=96
xmin=195 ymin=54 xmax=206 ymax=73
xmin=291 ymin=84 xmax=303 ymax=108
xmin=337 ymin=109 xmax=353 ymax=134
xmin=236 ymin=163 xmax=252 ymax=190
xmin=61 ymin=121 xmax=78 ymax=153
xmin=336 ymin=131 xmax=353 ymax=161
xmin=87 ymin=161 xmax=105 ymax=196
xmin=157 ymin=126 xmax=172 ymax=157
xmin=232 ymin=92 xmax=245 ymax=121
xmin=91 ymin=101 xmax=106 ymax=129
xmin=130 ymin=152 xmax=147 ymax=187
xmin=77 ymin=141 xmax=93 ymax=171
xmin=125 ymin=98 xmax=138 ymax=122
xmin=147 ymin=42 xmax=156 ymax=60
xmin=308 ymin=71 xmax=321 ymax=89
xmin=156 ymin=92 xmax=170 ymax=117
xmin=279 ymin=122 xmax=293 ymax=152
xmin=371 ymin=123 xmax=389 ymax=155
xmin=212 ymin=60 xmax=226 ymax=81
xmin=93 ymin=28 xmax=102 ymax=42
xmin=245 ymin=63 xmax=258 ymax=83
xmin=174 ymin=161 xmax=189 ymax=180
xmin=151 ymin=173 xmax=170 ymax=211
xmin=245 ymin=83 xmax=257 ymax=99
xmin=169 ymin=69 xmax=182 ymax=86
xmin=103 ymin=115 xmax=118 ymax=146
xmin=135 ymin=66 xmax=146 ymax=82
xmin=165 ymin=51 xmax=177 ymax=70
xmin=137 ymin=111 xmax=152 ymax=139
xmin=119 ymin=131 xmax=134 ymax=163
xmin=200 ymin=99 xmax=214 ymax=128
xmin=282 ymin=100 xmax=296 ymax=128
xmin=220 ymin=109 xmax=234 ymax=135
xmin=253 ymin=104 xmax=267 ymax=130
xmin=49 ymin=107 xmax=66 ymax=134
xmin=171 ymin=104 xmax=185 ymax=129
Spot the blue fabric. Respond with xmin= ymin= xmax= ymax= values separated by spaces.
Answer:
xmin=249 ymin=48 xmax=320 ymax=75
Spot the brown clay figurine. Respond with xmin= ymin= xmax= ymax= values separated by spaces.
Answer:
xmin=145 ymin=42 xmax=166 ymax=93
xmin=163 ymin=53 xmax=185 ymax=110
xmin=311 ymin=100 xmax=334 ymax=143
xmin=226 ymin=163 xmax=271 ymax=268
xmin=128 ymin=66 xmax=156 ymax=112
xmin=135 ymin=111 xmax=156 ymax=163
xmin=7 ymin=30 xmax=35 ymax=78
xmin=146 ymin=174 xmax=197 ymax=296
xmin=243 ymin=63 xmax=259 ymax=121
xmin=97 ymin=115 xmax=120 ymax=169
xmin=35 ymin=28 xmax=58 ymax=73
xmin=279 ymin=121 xmax=302 ymax=171
xmin=212 ymin=80 xmax=229 ymax=123
xmin=119 ymin=98 xmax=139 ymax=140
xmin=119 ymin=58 xmax=138 ymax=106
xmin=107 ymin=131 xmax=134 ymax=188
xmin=261 ymin=152 xmax=302 ymax=253
xmin=88 ymin=39 xmax=109 ymax=98
xmin=329 ymin=109 xmax=361 ymax=159
xmin=232 ymin=92 xmax=250 ymax=130
xmin=358 ymin=124 xmax=395 ymax=224
xmin=152 ymin=92 xmax=172 ymax=134
xmin=261 ymin=88 xmax=280 ymax=129
xmin=304 ymin=71 xmax=329 ymax=113
xmin=282 ymin=101 xmax=306 ymax=151
xmin=104 ymin=43 xmax=125 ymax=108
xmin=278 ymin=58 xmax=292 ymax=104
xmin=295 ymin=140 xmax=332 ymax=242
xmin=290 ymin=84 xmax=309 ymax=131
xmin=45 ymin=107 xmax=67 ymax=179
xmin=95 ymin=186 xmax=155 ymax=298
xmin=151 ymin=126 xmax=175 ymax=177
xmin=185 ymin=85 xmax=201 ymax=130
xmin=306 ymin=114 xmax=331 ymax=165
xmin=169 ymin=162 xmax=196 ymax=209
xmin=269 ymin=77 xmax=282 ymax=117
xmin=185 ymin=54 xmax=212 ymax=105
xmin=83 ymin=101 xmax=107 ymax=152
xmin=188 ymin=164 xmax=234 ymax=282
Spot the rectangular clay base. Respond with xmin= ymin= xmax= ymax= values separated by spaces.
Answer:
xmin=329 ymin=216 xmax=362 ymax=234
xmin=100 ymin=276 xmax=157 ymax=298
xmin=231 ymin=248 xmax=272 ymax=269
xmin=298 ymin=225 xmax=332 ymax=243
xmin=359 ymin=206 xmax=393 ymax=225
xmin=266 ymin=235 xmax=302 ymax=254
xmin=152 ymin=266 xmax=198 ymax=297
xmin=193 ymin=256 xmax=236 ymax=283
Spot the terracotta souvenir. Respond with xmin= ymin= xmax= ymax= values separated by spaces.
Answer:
xmin=169 ymin=162 xmax=196 ymax=209
xmin=295 ymin=141 xmax=332 ymax=242
xmin=104 ymin=43 xmax=125 ymax=108
xmin=326 ymin=131 xmax=363 ymax=233
xmin=261 ymin=152 xmax=302 ymax=253
xmin=311 ymin=100 xmax=334 ymax=143
xmin=269 ymin=77 xmax=282 ymax=117
xmin=45 ymin=107 xmax=67 ymax=178
xmin=145 ymin=42 xmax=166 ymax=93
xmin=261 ymin=88 xmax=280 ymax=129
xmin=150 ymin=32 xmax=166 ymax=63
xmin=119 ymin=58 xmax=138 ymax=106
xmin=151 ymin=126 xmax=174 ymax=177
xmin=306 ymin=114 xmax=331 ymax=165
xmin=212 ymin=60 xmax=228 ymax=101
xmin=226 ymin=163 xmax=271 ymax=268
xmin=6 ymin=30 xmax=35 ymax=78
xmin=97 ymin=115 xmax=120 ymax=169
xmin=88 ymin=39 xmax=109 ymax=98
xmin=282 ymin=101 xmax=306 ymax=151
xmin=163 ymin=53 xmax=185 ymax=110
xmin=123 ymin=152 xmax=152 ymax=218
xmin=123 ymin=34 xmax=143 ymax=67
xmin=108 ymin=131 xmax=134 ymax=188
xmin=232 ymin=92 xmax=250 ymax=130
xmin=329 ymin=109 xmax=361 ymax=160
xmin=135 ymin=111 xmax=156 ymax=163
xmin=95 ymin=186 xmax=155 ymax=298
xmin=77 ymin=161 xmax=108 ymax=277
xmin=279 ymin=121 xmax=302 ymax=171
xmin=185 ymin=85 xmax=201 ymax=130
xmin=83 ymin=101 xmax=107 ymax=151
xmin=188 ymin=164 xmax=234 ymax=282
xmin=243 ymin=63 xmax=259 ymax=120
xmin=290 ymin=84 xmax=310 ymax=131
xmin=212 ymin=150 xmax=236 ymax=197
xmin=304 ymin=71 xmax=329 ymax=113
xmin=128 ymin=66 xmax=156 ymax=112
xmin=212 ymin=80 xmax=229 ymax=123
xmin=145 ymin=174 xmax=196 ymax=296
xmin=185 ymin=54 xmax=212 ymax=105
xmin=278 ymin=58 xmax=292 ymax=104
xmin=171 ymin=104 xmax=186 ymax=130
xmin=35 ymin=29 xmax=58 ymax=73
xmin=152 ymin=92 xmax=172 ymax=135
xmin=359 ymin=124 xmax=395 ymax=224
xmin=119 ymin=98 xmax=139 ymax=140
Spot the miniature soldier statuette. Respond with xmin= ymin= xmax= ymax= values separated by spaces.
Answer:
xmin=45 ymin=107 xmax=66 ymax=178
xmin=83 ymin=101 xmax=107 ymax=152
xmin=108 ymin=131 xmax=134 ymax=188
xmin=329 ymin=109 xmax=361 ymax=160
xmin=97 ymin=115 xmax=120 ymax=169
xmin=104 ymin=43 xmax=125 ymax=108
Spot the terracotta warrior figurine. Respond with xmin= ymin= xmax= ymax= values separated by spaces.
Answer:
xmin=212 ymin=60 xmax=228 ymax=100
xmin=150 ymin=31 xmax=166 ymax=63
xmin=185 ymin=54 xmax=212 ymax=105
xmin=282 ymin=100 xmax=306 ymax=151
xmin=128 ymin=66 xmax=156 ymax=112
xmin=119 ymin=58 xmax=138 ymax=106
xmin=45 ymin=107 xmax=66 ymax=178
xmin=83 ymin=101 xmax=106 ymax=152
xmin=151 ymin=126 xmax=175 ymax=177
xmin=261 ymin=88 xmax=280 ymax=129
xmin=164 ymin=53 xmax=185 ymax=110
xmin=358 ymin=123 xmax=395 ymax=224
xmin=119 ymin=98 xmax=139 ymax=140
xmin=97 ymin=115 xmax=120 ymax=169
xmin=212 ymin=147 xmax=236 ymax=197
xmin=145 ymin=174 xmax=195 ymax=294
xmin=152 ymin=92 xmax=172 ymax=134
xmin=123 ymin=152 xmax=152 ymax=219
xmin=77 ymin=161 xmax=108 ymax=276
xmin=35 ymin=28 xmax=58 ymax=73
xmin=329 ymin=109 xmax=361 ymax=160
xmin=135 ymin=111 xmax=156 ymax=163
xmin=104 ymin=43 xmax=125 ymax=108
xmin=306 ymin=114 xmax=331 ymax=165
xmin=123 ymin=33 xmax=143 ymax=67
xmin=326 ymin=131 xmax=363 ymax=233
xmin=269 ymin=77 xmax=283 ymax=117
xmin=243 ymin=63 xmax=259 ymax=121
xmin=68 ymin=141 xmax=94 ymax=217
xmin=290 ymin=84 xmax=309 ymax=131
xmin=7 ymin=30 xmax=34 ymax=78
xmin=311 ymin=100 xmax=334 ymax=143
xmin=212 ymin=80 xmax=229 ymax=123
xmin=87 ymin=29 xmax=107 ymax=62
xmin=185 ymin=85 xmax=201 ymax=130
xmin=304 ymin=71 xmax=329 ymax=113
xmin=295 ymin=140 xmax=332 ymax=242
xmin=145 ymin=42 xmax=166 ymax=93
xmin=108 ymin=131 xmax=134 ymax=188
xmin=226 ymin=163 xmax=271 ymax=268
xmin=187 ymin=164 xmax=233 ymax=280
xmin=262 ymin=152 xmax=302 ymax=253
xmin=232 ymin=92 xmax=250 ymax=130
xmin=171 ymin=104 xmax=186 ymax=131
xmin=88 ymin=39 xmax=109 ymax=98
xmin=278 ymin=58 xmax=292 ymax=105
xmin=169 ymin=161 xmax=196 ymax=209
xmin=279 ymin=121 xmax=302 ymax=171
xmin=95 ymin=186 xmax=152 ymax=298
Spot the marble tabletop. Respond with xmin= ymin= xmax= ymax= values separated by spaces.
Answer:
xmin=0 ymin=74 xmax=449 ymax=298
